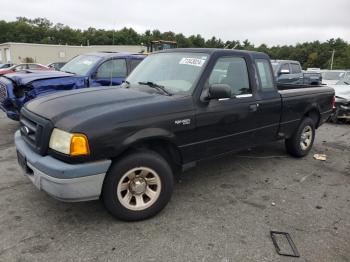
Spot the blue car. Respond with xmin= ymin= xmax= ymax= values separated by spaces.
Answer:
xmin=0 ymin=52 xmax=145 ymax=120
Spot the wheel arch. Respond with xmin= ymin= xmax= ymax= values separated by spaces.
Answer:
xmin=113 ymin=128 xmax=183 ymax=174
xmin=303 ymin=104 xmax=321 ymax=128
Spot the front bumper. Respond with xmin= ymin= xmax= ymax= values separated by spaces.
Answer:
xmin=15 ymin=131 xmax=112 ymax=202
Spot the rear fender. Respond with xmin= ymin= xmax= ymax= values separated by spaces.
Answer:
xmin=302 ymin=103 xmax=321 ymax=127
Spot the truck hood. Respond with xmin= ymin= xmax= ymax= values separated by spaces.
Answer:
xmin=25 ymin=86 xmax=193 ymax=131
xmin=4 ymin=70 xmax=75 ymax=86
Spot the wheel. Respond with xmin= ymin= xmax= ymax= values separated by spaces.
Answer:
xmin=285 ymin=117 xmax=315 ymax=157
xmin=102 ymin=150 xmax=174 ymax=221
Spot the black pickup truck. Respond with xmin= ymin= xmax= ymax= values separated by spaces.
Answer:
xmin=15 ymin=49 xmax=334 ymax=221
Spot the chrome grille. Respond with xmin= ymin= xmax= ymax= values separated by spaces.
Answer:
xmin=0 ymin=82 xmax=7 ymax=102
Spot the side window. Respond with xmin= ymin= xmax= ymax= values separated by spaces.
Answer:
xmin=280 ymin=63 xmax=290 ymax=72
xmin=96 ymin=59 xmax=127 ymax=78
xmin=28 ymin=64 xmax=40 ymax=69
xmin=208 ymin=57 xmax=251 ymax=96
xmin=14 ymin=65 xmax=26 ymax=71
xmin=129 ymin=59 xmax=142 ymax=73
xmin=291 ymin=63 xmax=302 ymax=74
xmin=256 ymin=59 xmax=274 ymax=90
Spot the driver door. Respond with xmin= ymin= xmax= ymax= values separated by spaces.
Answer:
xmin=191 ymin=56 xmax=258 ymax=160
xmin=90 ymin=59 xmax=127 ymax=87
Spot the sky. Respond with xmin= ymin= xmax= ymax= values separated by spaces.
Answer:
xmin=1 ymin=0 xmax=349 ymax=46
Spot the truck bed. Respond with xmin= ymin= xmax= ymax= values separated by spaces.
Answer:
xmin=277 ymin=84 xmax=334 ymax=139
xmin=277 ymin=83 xmax=325 ymax=91
xmin=277 ymin=84 xmax=333 ymax=98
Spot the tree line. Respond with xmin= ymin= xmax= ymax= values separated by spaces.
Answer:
xmin=0 ymin=17 xmax=349 ymax=69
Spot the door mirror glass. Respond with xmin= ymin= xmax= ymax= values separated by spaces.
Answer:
xmin=209 ymin=84 xmax=232 ymax=100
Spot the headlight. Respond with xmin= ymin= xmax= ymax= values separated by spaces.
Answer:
xmin=49 ymin=128 xmax=90 ymax=156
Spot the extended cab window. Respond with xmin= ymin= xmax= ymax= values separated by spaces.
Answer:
xmin=256 ymin=59 xmax=274 ymax=90
xmin=96 ymin=59 xmax=127 ymax=78
xmin=291 ymin=63 xmax=302 ymax=74
xmin=208 ymin=57 xmax=251 ymax=96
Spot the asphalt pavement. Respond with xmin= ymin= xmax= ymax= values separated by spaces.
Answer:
xmin=0 ymin=111 xmax=349 ymax=262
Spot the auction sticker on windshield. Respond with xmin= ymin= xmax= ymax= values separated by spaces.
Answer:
xmin=179 ymin=57 xmax=206 ymax=67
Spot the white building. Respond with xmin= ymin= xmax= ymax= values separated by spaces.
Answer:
xmin=0 ymin=42 xmax=146 ymax=64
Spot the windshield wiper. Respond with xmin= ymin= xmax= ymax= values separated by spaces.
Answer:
xmin=138 ymin=81 xmax=172 ymax=96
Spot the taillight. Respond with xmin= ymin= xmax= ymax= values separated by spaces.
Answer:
xmin=332 ymin=96 xmax=336 ymax=109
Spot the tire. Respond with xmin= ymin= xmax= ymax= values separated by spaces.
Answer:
xmin=285 ymin=117 xmax=315 ymax=158
xmin=102 ymin=150 xmax=174 ymax=221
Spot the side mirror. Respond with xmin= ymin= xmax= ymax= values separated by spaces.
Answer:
xmin=209 ymin=84 xmax=232 ymax=100
xmin=279 ymin=69 xmax=290 ymax=75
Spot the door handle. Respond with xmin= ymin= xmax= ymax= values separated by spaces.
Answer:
xmin=249 ymin=103 xmax=259 ymax=112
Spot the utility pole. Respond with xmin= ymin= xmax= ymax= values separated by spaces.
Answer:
xmin=330 ymin=49 xmax=335 ymax=70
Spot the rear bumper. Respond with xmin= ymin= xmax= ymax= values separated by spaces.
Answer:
xmin=15 ymin=131 xmax=112 ymax=202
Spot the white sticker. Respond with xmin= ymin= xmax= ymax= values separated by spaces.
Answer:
xmin=179 ymin=57 xmax=206 ymax=67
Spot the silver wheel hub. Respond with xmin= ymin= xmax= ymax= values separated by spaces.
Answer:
xmin=117 ymin=167 xmax=161 ymax=211
xmin=300 ymin=125 xmax=313 ymax=150
xmin=129 ymin=178 xmax=147 ymax=195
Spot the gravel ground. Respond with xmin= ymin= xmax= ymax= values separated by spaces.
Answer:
xmin=0 ymin=111 xmax=349 ymax=262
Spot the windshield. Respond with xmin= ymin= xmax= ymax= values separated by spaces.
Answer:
xmin=336 ymin=75 xmax=350 ymax=85
xmin=322 ymin=71 xmax=345 ymax=80
xmin=126 ymin=52 xmax=209 ymax=94
xmin=60 ymin=55 xmax=100 ymax=75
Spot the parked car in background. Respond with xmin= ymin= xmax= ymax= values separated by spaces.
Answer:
xmin=329 ymin=74 xmax=350 ymax=122
xmin=0 ymin=52 xmax=145 ymax=120
xmin=47 ymin=62 xmax=66 ymax=71
xmin=271 ymin=60 xmax=322 ymax=85
xmin=14 ymin=49 xmax=334 ymax=221
xmin=0 ymin=63 xmax=51 ymax=76
xmin=322 ymin=70 xmax=349 ymax=86
xmin=0 ymin=63 xmax=15 ymax=69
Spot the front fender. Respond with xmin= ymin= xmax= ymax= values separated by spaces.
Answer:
xmin=122 ymin=128 xmax=176 ymax=148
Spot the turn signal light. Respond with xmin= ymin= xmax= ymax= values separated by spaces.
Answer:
xmin=70 ymin=134 xmax=90 ymax=156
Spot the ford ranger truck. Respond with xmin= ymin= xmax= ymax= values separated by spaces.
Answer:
xmin=15 ymin=49 xmax=334 ymax=221
xmin=0 ymin=52 xmax=145 ymax=120
xmin=271 ymin=60 xmax=322 ymax=86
